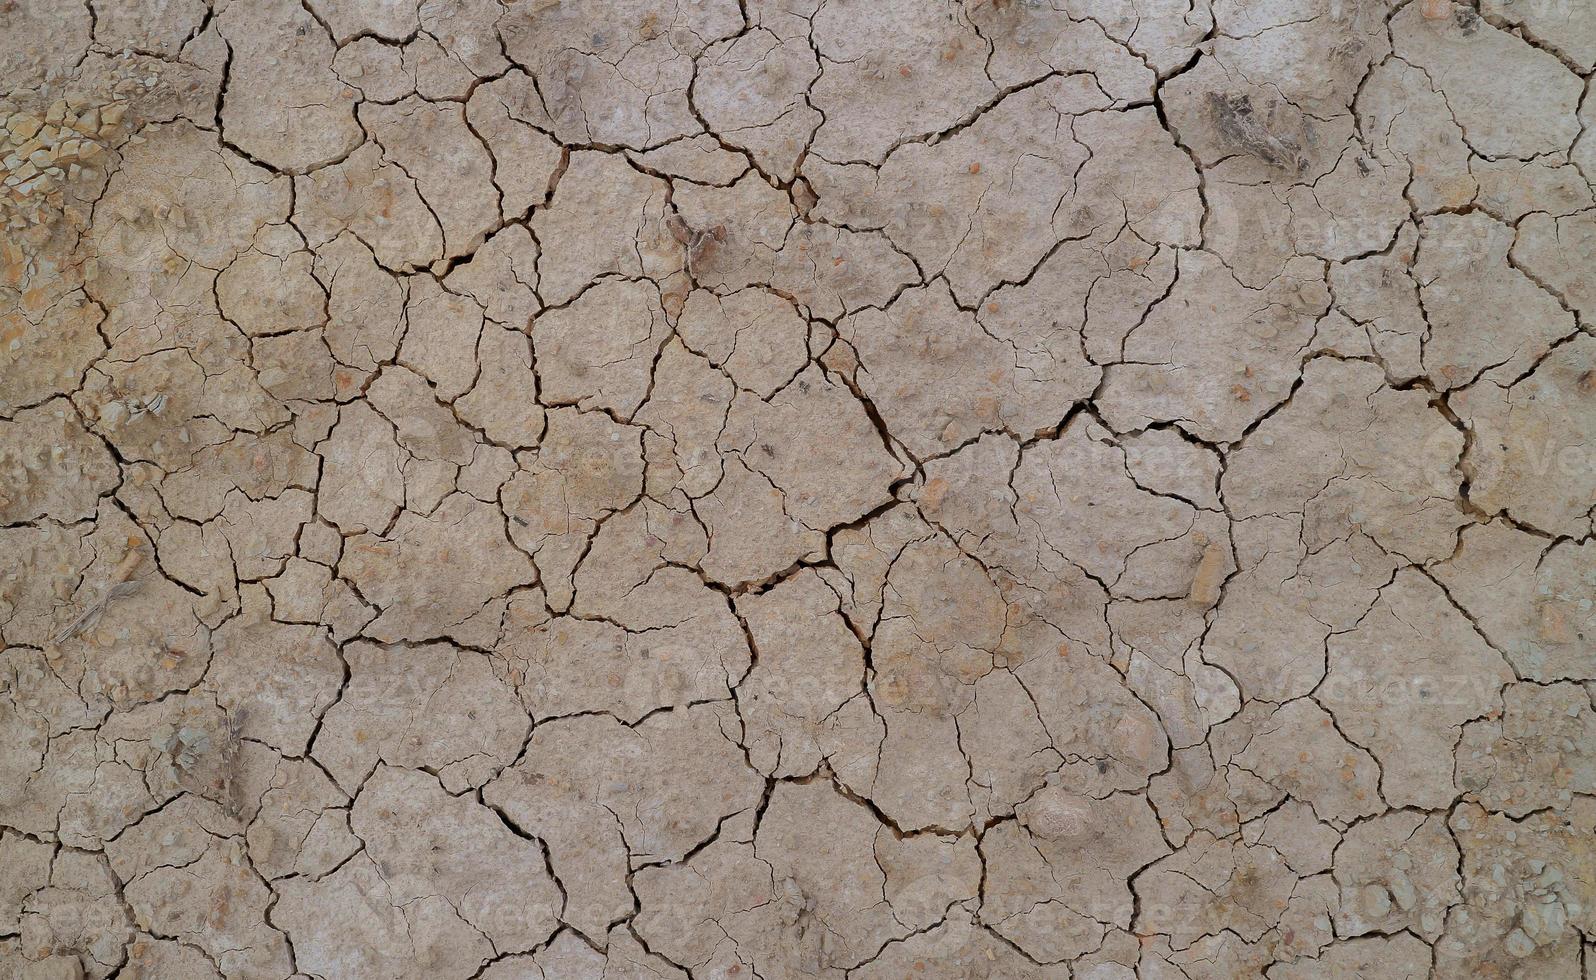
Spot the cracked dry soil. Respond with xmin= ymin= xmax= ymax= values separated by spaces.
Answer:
xmin=2 ymin=0 xmax=1595 ymax=977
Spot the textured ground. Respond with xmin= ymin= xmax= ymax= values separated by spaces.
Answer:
xmin=1 ymin=0 xmax=1595 ymax=977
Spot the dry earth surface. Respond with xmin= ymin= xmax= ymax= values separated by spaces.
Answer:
xmin=2 ymin=0 xmax=1595 ymax=977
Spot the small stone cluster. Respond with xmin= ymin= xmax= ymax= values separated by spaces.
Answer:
xmin=1 ymin=97 xmax=123 ymax=228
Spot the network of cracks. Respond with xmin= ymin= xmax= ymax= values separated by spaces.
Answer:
xmin=2 ymin=0 xmax=1595 ymax=977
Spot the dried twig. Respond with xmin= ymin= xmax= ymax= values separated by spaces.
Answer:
xmin=52 ymin=542 xmax=146 ymax=644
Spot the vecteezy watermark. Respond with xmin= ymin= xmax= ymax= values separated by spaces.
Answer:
xmin=1316 ymin=664 xmax=1506 ymax=710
